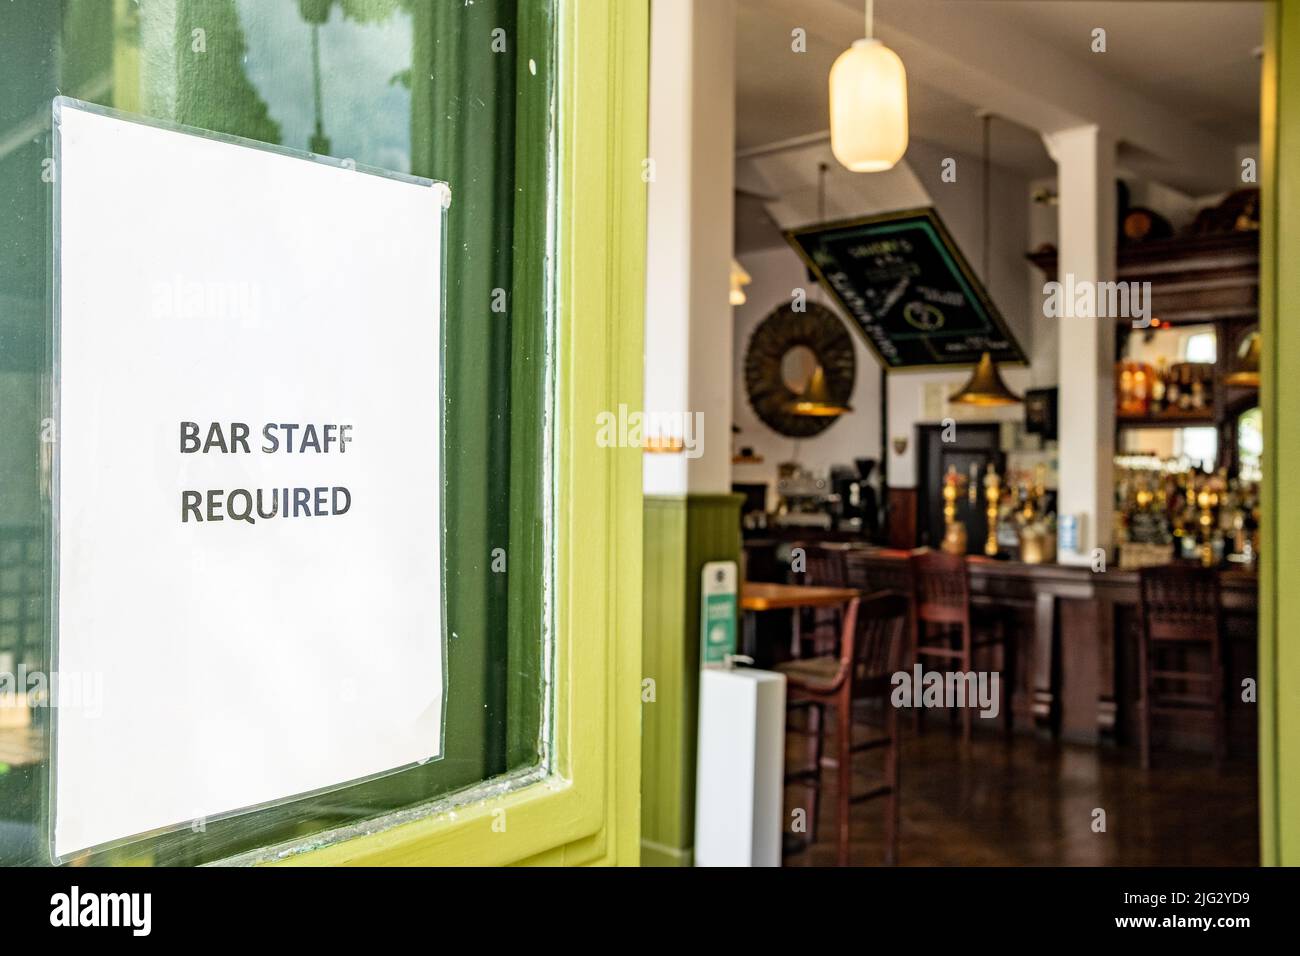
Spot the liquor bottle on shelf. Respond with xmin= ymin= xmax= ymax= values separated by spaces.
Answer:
xmin=1225 ymin=477 xmax=1260 ymax=564
xmin=1151 ymin=358 xmax=1167 ymax=415
xmin=1165 ymin=365 xmax=1181 ymax=409
xmin=1116 ymin=361 xmax=1156 ymax=417
xmin=1191 ymin=372 xmax=1206 ymax=411
xmin=1113 ymin=459 xmax=1258 ymax=568
xmin=1133 ymin=364 xmax=1149 ymax=412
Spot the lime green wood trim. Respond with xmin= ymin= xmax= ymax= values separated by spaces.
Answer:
xmin=640 ymin=493 xmax=743 ymax=866
xmin=1262 ymin=0 xmax=1300 ymax=867
xmin=641 ymin=497 xmax=689 ymax=865
xmin=1258 ymin=0 xmax=1278 ymax=867
xmin=640 ymin=838 xmax=693 ymax=868
xmin=270 ymin=0 xmax=649 ymax=866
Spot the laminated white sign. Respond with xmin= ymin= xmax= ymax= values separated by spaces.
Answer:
xmin=51 ymin=98 xmax=447 ymax=859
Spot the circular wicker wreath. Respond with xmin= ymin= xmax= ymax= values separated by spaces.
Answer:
xmin=743 ymin=301 xmax=856 ymax=438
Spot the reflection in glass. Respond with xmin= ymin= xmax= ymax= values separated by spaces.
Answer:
xmin=1239 ymin=407 xmax=1263 ymax=483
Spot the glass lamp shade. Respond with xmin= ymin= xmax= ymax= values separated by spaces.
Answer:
xmin=829 ymin=38 xmax=909 ymax=173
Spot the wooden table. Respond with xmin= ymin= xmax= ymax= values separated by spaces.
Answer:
xmin=741 ymin=582 xmax=860 ymax=611
xmin=740 ymin=582 xmax=860 ymax=658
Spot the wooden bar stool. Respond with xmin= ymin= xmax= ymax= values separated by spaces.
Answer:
xmin=1137 ymin=564 xmax=1226 ymax=769
xmin=789 ymin=542 xmax=848 ymax=658
xmin=907 ymin=550 xmax=1014 ymax=742
xmin=778 ymin=591 xmax=909 ymax=866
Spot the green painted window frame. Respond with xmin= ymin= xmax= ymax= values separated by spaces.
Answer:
xmin=0 ymin=0 xmax=647 ymax=866
xmin=260 ymin=0 xmax=648 ymax=866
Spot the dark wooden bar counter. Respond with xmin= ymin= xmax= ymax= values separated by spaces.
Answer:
xmin=744 ymin=538 xmax=1258 ymax=752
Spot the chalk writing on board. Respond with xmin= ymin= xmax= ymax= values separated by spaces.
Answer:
xmin=786 ymin=207 xmax=1027 ymax=370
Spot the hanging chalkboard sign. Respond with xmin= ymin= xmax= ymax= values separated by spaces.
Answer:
xmin=786 ymin=207 xmax=1027 ymax=370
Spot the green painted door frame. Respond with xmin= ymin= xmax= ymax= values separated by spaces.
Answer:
xmin=1260 ymin=0 xmax=1300 ymax=866
xmin=279 ymin=0 xmax=649 ymax=866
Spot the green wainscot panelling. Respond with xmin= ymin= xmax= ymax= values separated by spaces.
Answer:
xmin=640 ymin=493 xmax=742 ymax=867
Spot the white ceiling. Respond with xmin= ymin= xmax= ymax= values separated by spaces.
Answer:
xmin=736 ymin=0 xmax=1263 ymax=180
xmin=978 ymin=0 xmax=1263 ymax=144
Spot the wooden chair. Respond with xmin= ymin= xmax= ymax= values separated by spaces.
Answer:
xmin=789 ymin=543 xmax=848 ymax=657
xmin=1137 ymin=563 xmax=1226 ymax=769
xmin=778 ymin=591 xmax=908 ymax=866
xmin=907 ymin=550 xmax=1014 ymax=742
xmin=844 ymin=546 xmax=911 ymax=597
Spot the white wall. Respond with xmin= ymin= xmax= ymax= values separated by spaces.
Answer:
xmin=885 ymin=365 xmax=1036 ymax=489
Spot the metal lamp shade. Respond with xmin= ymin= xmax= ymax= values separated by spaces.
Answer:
xmin=1224 ymin=330 xmax=1261 ymax=388
xmin=791 ymin=364 xmax=852 ymax=417
xmin=949 ymin=351 xmax=1022 ymax=406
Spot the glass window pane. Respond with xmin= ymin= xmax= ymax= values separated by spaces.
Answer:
xmin=0 ymin=0 xmax=552 ymax=866
xmin=1183 ymin=331 xmax=1217 ymax=363
xmin=1175 ymin=426 xmax=1218 ymax=469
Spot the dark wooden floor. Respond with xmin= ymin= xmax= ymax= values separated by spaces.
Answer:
xmin=782 ymin=709 xmax=1259 ymax=867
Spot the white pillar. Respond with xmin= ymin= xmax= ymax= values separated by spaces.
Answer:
xmin=1043 ymin=125 xmax=1116 ymax=565
xmin=644 ymin=0 xmax=735 ymax=495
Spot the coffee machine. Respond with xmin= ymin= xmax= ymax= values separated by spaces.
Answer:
xmin=830 ymin=458 xmax=880 ymax=540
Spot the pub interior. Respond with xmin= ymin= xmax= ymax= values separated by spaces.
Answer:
xmin=644 ymin=0 xmax=1267 ymax=867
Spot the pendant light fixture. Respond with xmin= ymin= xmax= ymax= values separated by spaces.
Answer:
xmin=1224 ymin=329 xmax=1261 ymax=388
xmin=950 ymin=352 xmax=1022 ymax=406
xmin=951 ymin=112 xmax=1021 ymax=407
xmin=792 ymin=163 xmax=852 ymax=418
xmin=791 ymin=365 xmax=852 ymax=416
xmin=729 ymin=259 xmax=752 ymax=306
xmin=829 ymin=0 xmax=909 ymax=173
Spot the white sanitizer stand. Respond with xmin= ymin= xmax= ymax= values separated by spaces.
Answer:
xmin=693 ymin=667 xmax=787 ymax=867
